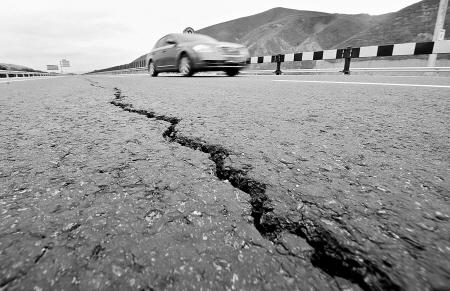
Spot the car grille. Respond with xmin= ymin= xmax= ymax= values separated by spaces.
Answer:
xmin=218 ymin=47 xmax=241 ymax=55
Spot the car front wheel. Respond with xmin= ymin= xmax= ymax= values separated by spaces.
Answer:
xmin=149 ymin=61 xmax=158 ymax=77
xmin=179 ymin=55 xmax=194 ymax=77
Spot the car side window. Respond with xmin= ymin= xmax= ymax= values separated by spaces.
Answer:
xmin=154 ymin=37 xmax=167 ymax=48
xmin=165 ymin=37 xmax=176 ymax=45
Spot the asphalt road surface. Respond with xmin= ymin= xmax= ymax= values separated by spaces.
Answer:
xmin=1 ymin=74 xmax=449 ymax=291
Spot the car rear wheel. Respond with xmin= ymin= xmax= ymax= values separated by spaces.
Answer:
xmin=179 ymin=55 xmax=194 ymax=77
xmin=225 ymin=69 xmax=240 ymax=77
xmin=149 ymin=61 xmax=158 ymax=77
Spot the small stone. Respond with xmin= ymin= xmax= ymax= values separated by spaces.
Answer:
xmin=285 ymin=277 xmax=295 ymax=285
xmin=417 ymin=222 xmax=434 ymax=231
xmin=62 ymin=222 xmax=80 ymax=232
xmin=112 ymin=265 xmax=123 ymax=277
xmin=129 ymin=278 xmax=136 ymax=286
xmin=237 ymin=252 xmax=244 ymax=262
xmin=435 ymin=211 xmax=448 ymax=220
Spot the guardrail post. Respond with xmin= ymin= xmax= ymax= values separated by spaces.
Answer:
xmin=274 ymin=54 xmax=283 ymax=75
xmin=343 ymin=47 xmax=352 ymax=75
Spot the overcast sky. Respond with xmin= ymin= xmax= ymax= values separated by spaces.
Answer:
xmin=0 ymin=0 xmax=422 ymax=73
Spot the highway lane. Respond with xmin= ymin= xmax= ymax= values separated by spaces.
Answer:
xmin=1 ymin=74 xmax=449 ymax=290
xmin=93 ymin=73 xmax=450 ymax=290
xmin=0 ymin=76 xmax=355 ymax=291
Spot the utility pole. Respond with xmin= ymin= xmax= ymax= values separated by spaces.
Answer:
xmin=427 ymin=0 xmax=448 ymax=68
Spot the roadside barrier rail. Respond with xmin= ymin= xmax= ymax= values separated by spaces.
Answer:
xmin=243 ymin=66 xmax=450 ymax=74
xmin=0 ymin=70 xmax=50 ymax=78
xmin=248 ymin=40 xmax=450 ymax=75
xmin=86 ymin=40 xmax=450 ymax=75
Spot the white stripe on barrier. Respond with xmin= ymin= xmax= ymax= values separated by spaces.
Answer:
xmin=359 ymin=46 xmax=379 ymax=58
xmin=323 ymin=49 xmax=337 ymax=60
xmin=433 ymin=40 xmax=450 ymax=54
xmin=392 ymin=43 xmax=416 ymax=56
xmin=251 ymin=57 xmax=258 ymax=64
xmin=302 ymin=52 xmax=314 ymax=61
xmin=263 ymin=56 xmax=272 ymax=63
xmin=284 ymin=53 xmax=294 ymax=62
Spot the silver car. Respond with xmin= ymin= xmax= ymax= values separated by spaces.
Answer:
xmin=147 ymin=33 xmax=250 ymax=77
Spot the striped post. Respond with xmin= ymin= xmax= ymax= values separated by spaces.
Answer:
xmin=274 ymin=54 xmax=283 ymax=75
xmin=343 ymin=47 xmax=352 ymax=75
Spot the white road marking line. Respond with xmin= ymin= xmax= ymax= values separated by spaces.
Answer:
xmin=0 ymin=77 xmax=62 ymax=84
xmin=272 ymin=80 xmax=450 ymax=89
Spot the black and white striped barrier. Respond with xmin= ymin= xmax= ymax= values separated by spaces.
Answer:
xmin=247 ymin=40 xmax=450 ymax=74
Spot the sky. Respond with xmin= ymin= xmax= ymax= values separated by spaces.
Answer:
xmin=0 ymin=0 xmax=422 ymax=73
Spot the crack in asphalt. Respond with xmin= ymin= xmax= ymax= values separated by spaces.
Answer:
xmin=108 ymin=86 xmax=400 ymax=291
xmin=109 ymin=89 xmax=270 ymax=238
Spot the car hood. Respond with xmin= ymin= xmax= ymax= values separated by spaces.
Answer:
xmin=176 ymin=40 xmax=245 ymax=48
xmin=215 ymin=42 xmax=246 ymax=48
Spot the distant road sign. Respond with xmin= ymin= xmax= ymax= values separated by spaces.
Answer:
xmin=47 ymin=65 xmax=59 ymax=70
xmin=61 ymin=59 xmax=70 ymax=67
xmin=183 ymin=27 xmax=195 ymax=34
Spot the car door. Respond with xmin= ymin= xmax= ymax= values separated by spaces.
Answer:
xmin=151 ymin=37 xmax=167 ymax=69
xmin=161 ymin=36 xmax=178 ymax=70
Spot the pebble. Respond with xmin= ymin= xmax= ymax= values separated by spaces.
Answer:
xmin=112 ymin=265 xmax=123 ymax=277
xmin=435 ymin=211 xmax=448 ymax=220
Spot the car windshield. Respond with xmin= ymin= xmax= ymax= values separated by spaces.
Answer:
xmin=176 ymin=34 xmax=218 ymax=43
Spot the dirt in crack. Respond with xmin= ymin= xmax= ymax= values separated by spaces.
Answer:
xmin=109 ymin=87 xmax=399 ymax=291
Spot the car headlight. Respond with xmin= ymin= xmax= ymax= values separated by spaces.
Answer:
xmin=193 ymin=44 xmax=216 ymax=53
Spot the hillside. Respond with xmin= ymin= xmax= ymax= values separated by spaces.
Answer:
xmin=0 ymin=63 xmax=42 ymax=72
xmin=197 ymin=0 xmax=448 ymax=56
xmin=335 ymin=0 xmax=450 ymax=48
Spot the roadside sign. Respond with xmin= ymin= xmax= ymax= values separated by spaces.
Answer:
xmin=47 ymin=65 xmax=59 ymax=70
xmin=61 ymin=59 xmax=70 ymax=67
xmin=183 ymin=27 xmax=195 ymax=34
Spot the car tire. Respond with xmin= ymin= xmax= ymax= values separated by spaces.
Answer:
xmin=149 ymin=61 xmax=158 ymax=77
xmin=225 ymin=69 xmax=240 ymax=77
xmin=179 ymin=55 xmax=194 ymax=77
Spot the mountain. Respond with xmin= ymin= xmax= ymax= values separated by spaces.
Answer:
xmin=0 ymin=63 xmax=42 ymax=72
xmin=335 ymin=0 xmax=450 ymax=48
xmin=197 ymin=0 xmax=449 ymax=56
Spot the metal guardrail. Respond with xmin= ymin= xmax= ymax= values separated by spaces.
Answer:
xmin=0 ymin=70 xmax=51 ymax=78
xmin=242 ymin=67 xmax=450 ymax=74
xmin=89 ymin=67 xmax=147 ymax=75
xmin=249 ymin=40 xmax=450 ymax=75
